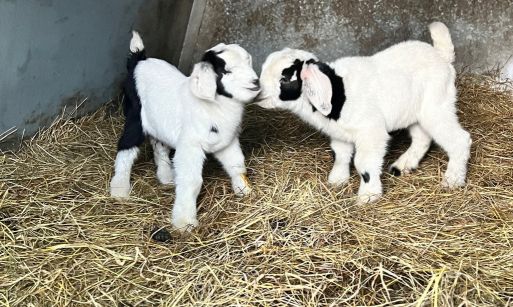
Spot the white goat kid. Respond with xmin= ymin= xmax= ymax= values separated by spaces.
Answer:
xmin=257 ymin=22 xmax=471 ymax=203
xmin=110 ymin=32 xmax=260 ymax=230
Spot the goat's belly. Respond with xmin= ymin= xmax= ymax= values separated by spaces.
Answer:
xmin=201 ymin=132 xmax=235 ymax=153
xmin=381 ymin=102 xmax=419 ymax=132
xmin=140 ymin=110 xmax=179 ymax=148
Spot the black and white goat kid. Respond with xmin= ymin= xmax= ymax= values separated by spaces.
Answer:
xmin=110 ymin=32 xmax=260 ymax=230
xmin=257 ymin=22 xmax=471 ymax=203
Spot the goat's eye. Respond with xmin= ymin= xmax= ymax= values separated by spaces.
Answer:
xmin=280 ymin=76 xmax=290 ymax=83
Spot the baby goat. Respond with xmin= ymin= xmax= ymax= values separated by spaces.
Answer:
xmin=257 ymin=22 xmax=471 ymax=203
xmin=110 ymin=32 xmax=260 ymax=230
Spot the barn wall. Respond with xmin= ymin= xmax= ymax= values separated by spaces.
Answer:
xmin=187 ymin=0 xmax=513 ymax=74
xmin=0 ymin=0 xmax=193 ymax=149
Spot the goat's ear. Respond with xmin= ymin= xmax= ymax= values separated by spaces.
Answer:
xmin=300 ymin=64 xmax=332 ymax=116
xmin=189 ymin=63 xmax=217 ymax=101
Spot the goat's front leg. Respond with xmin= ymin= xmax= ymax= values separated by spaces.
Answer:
xmin=171 ymin=144 xmax=206 ymax=231
xmin=214 ymin=138 xmax=251 ymax=197
xmin=328 ymin=139 xmax=354 ymax=186
xmin=353 ymin=131 xmax=389 ymax=204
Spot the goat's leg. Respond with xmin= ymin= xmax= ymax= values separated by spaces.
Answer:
xmin=214 ymin=138 xmax=251 ymax=197
xmin=328 ymin=139 xmax=354 ymax=186
xmin=171 ymin=144 xmax=206 ymax=231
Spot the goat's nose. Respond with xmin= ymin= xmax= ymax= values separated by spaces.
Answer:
xmin=249 ymin=79 xmax=260 ymax=91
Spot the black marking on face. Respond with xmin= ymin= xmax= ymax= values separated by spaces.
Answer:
xmin=210 ymin=125 xmax=219 ymax=133
xmin=330 ymin=149 xmax=336 ymax=162
xmin=390 ymin=166 xmax=401 ymax=177
xmin=201 ymin=50 xmax=233 ymax=98
xmin=279 ymin=59 xmax=304 ymax=101
xmin=361 ymin=172 xmax=370 ymax=183
xmin=308 ymin=61 xmax=346 ymax=121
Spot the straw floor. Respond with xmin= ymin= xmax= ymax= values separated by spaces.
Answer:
xmin=1 ymin=74 xmax=512 ymax=306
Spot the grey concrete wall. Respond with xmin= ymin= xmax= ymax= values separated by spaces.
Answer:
xmin=0 ymin=0 xmax=193 ymax=149
xmin=188 ymin=0 xmax=513 ymax=74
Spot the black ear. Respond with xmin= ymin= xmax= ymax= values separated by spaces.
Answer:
xmin=311 ymin=62 xmax=346 ymax=120
xmin=201 ymin=50 xmax=232 ymax=98
xmin=279 ymin=59 xmax=304 ymax=101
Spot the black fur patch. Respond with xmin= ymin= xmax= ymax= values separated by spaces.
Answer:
xmin=361 ymin=172 xmax=370 ymax=183
xmin=312 ymin=62 xmax=346 ymax=121
xmin=118 ymin=50 xmax=146 ymax=151
xmin=201 ymin=50 xmax=233 ymax=98
xmin=279 ymin=59 xmax=304 ymax=101
xmin=390 ymin=166 xmax=401 ymax=177
xmin=210 ymin=126 xmax=219 ymax=133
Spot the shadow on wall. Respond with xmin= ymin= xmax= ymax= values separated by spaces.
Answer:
xmin=0 ymin=0 xmax=193 ymax=150
xmin=189 ymin=0 xmax=513 ymax=74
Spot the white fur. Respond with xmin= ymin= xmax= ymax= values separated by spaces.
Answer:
xmin=258 ymin=22 xmax=471 ymax=203
xmin=129 ymin=31 xmax=144 ymax=53
xmin=110 ymin=32 xmax=259 ymax=231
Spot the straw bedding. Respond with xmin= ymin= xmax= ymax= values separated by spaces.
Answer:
xmin=1 ymin=74 xmax=512 ymax=306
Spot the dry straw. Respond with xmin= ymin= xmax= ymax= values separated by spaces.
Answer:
xmin=1 ymin=74 xmax=512 ymax=306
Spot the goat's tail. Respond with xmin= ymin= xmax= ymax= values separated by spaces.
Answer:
xmin=429 ymin=22 xmax=454 ymax=63
xmin=127 ymin=31 xmax=146 ymax=71
xmin=122 ymin=31 xmax=146 ymax=117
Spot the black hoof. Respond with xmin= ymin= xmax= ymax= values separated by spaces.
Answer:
xmin=151 ymin=227 xmax=172 ymax=242
xmin=390 ymin=166 xmax=401 ymax=177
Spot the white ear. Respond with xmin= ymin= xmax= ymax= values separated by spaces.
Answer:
xmin=189 ymin=63 xmax=217 ymax=101
xmin=300 ymin=64 xmax=332 ymax=116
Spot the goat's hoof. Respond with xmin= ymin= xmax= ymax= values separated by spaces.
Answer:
xmin=442 ymin=174 xmax=466 ymax=189
xmin=328 ymin=171 xmax=350 ymax=187
xmin=110 ymin=177 xmax=130 ymax=199
xmin=389 ymin=165 xmax=415 ymax=176
xmin=356 ymin=193 xmax=382 ymax=205
xmin=233 ymin=174 xmax=252 ymax=197
xmin=157 ymin=168 xmax=174 ymax=185
xmin=172 ymin=213 xmax=198 ymax=232
xmin=389 ymin=166 xmax=402 ymax=176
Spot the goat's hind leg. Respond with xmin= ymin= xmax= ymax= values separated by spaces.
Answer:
xmin=389 ymin=124 xmax=432 ymax=176
xmin=419 ymin=96 xmax=471 ymax=188
xmin=151 ymin=138 xmax=174 ymax=185
xmin=110 ymin=109 xmax=145 ymax=198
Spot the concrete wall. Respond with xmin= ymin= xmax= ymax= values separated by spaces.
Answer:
xmin=0 ymin=0 xmax=193 ymax=149
xmin=188 ymin=0 xmax=513 ymax=74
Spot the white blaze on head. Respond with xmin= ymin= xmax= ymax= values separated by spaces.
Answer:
xmin=300 ymin=64 xmax=332 ymax=116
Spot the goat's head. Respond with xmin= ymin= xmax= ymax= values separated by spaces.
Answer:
xmin=256 ymin=48 xmax=318 ymax=110
xmin=190 ymin=43 xmax=260 ymax=103
xmin=257 ymin=48 xmax=345 ymax=120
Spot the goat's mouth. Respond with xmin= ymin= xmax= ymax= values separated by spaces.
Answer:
xmin=246 ymin=79 xmax=261 ymax=91
xmin=251 ymin=92 xmax=273 ymax=107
